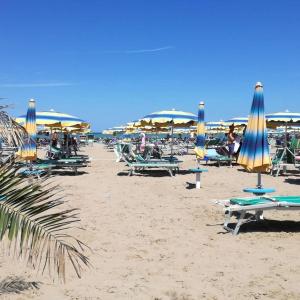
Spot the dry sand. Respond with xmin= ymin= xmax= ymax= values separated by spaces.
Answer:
xmin=1 ymin=143 xmax=300 ymax=300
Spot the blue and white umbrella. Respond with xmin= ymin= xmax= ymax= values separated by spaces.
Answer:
xmin=194 ymin=102 xmax=205 ymax=159
xmin=237 ymin=82 xmax=271 ymax=186
xmin=225 ymin=117 xmax=248 ymax=126
xmin=266 ymin=111 xmax=300 ymax=125
xmin=140 ymin=109 xmax=197 ymax=127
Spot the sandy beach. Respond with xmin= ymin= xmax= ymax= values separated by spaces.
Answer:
xmin=1 ymin=143 xmax=299 ymax=300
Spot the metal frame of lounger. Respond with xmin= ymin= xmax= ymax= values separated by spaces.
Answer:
xmin=205 ymin=156 xmax=232 ymax=167
xmin=216 ymin=197 xmax=300 ymax=235
xmin=50 ymin=162 xmax=87 ymax=175
xmin=127 ymin=162 xmax=179 ymax=177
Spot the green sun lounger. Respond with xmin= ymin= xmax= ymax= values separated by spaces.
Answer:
xmin=204 ymin=149 xmax=232 ymax=167
xmin=127 ymin=161 xmax=180 ymax=177
xmin=36 ymin=158 xmax=88 ymax=175
xmin=217 ymin=196 xmax=300 ymax=235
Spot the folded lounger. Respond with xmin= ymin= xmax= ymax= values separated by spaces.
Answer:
xmin=204 ymin=148 xmax=232 ymax=167
xmin=217 ymin=196 xmax=300 ymax=235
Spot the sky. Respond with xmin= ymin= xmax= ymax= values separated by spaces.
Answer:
xmin=0 ymin=0 xmax=300 ymax=131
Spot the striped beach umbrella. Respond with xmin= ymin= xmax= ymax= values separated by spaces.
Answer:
xmin=21 ymin=99 xmax=37 ymax=161
xmin=16 ymin=110 xmax=89 ymax=128
xmin=225 ymin=117 xmax=248 ymax=126
xmin=266 ymin=111 xmax=300 ymax=125
xmin=237 ymin=82 xmax=271 ymax=186
xmin=194 ymin=102 xmax=205 ymax=159
xmin=140 ymin=109 xmax=197 ymax=127
xmin=140 ymin=109 xmax=196 ymax=156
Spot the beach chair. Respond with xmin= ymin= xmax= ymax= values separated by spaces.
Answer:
xmin=216 ymin=196 xmax=300 ymax=235
xmin=204 ymin=148 xmax=232 ymax=167
xmin=126 ymin=161 xmax=180 ymax=177
xmin=271 ymin=138 xmax=300 ymax=176
xmin=47 ymin=146 xmax=89 ymax=161
xmin=34 ymin=158 xmax=88 ymax=175
xmin=121 ymin=152 xmax=179 ymax=176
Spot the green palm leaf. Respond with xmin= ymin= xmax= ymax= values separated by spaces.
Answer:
xmin=0 ymin=162 xmax=90 ymax=281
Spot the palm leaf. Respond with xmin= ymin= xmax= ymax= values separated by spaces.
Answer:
xmin=0 ymin=105 xmax=27 ymax=148
xmin=0 ymin=162 xmax=90 ymax=281
xmin=0 ymin=276 xmax=40 ymax=295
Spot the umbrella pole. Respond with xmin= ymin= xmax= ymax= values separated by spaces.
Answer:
xmin=257 ymin=172 xmax=262 ymax=189
xmin=170 ymin=124 xmax=174 ymax=158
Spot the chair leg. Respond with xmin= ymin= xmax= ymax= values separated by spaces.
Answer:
xmin=255 ymin=210 xmax=264 ymax=221
xmin=223 ymin=210 xmax=232 ymax=232
xmin=233 ymin=211 xmax=246 ymax=235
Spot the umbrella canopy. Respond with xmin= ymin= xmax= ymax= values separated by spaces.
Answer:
xmin=20 ymin=99 xmax=37 ymax=160
xmin=225 ymin=117 xmax=248 ymax=126
xmin=140 ymin=109 xmax=197 ymax=127
xmin=266 ymin=111 xmax=300 ymax=126
xmin=206 ymin=121 xmax=226 ymax=128
xmin=16 ymin=110 xmax=89 ymax=128
xmin=237 ymin=82 xmax=271 ymax=173
xmin=194 ymin=102 xmax=205 ymax=159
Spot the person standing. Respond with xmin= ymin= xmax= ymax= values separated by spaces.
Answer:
xmin=227 ymin=124 xmax=235 ymax=158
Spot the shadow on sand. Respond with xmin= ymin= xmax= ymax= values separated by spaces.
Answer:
xmin=284 ymin=178 xmax=300 ymax=185
xmin=117 ymin=169 xmax=191 ymax=178
xmin=219 ymin=219 xmax=300 ymax=235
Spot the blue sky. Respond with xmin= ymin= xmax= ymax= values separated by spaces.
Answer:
xmin=0 ymin=0 xmax=299 ymax=130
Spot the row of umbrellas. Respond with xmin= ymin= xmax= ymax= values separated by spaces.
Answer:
xmin=108 ymin=83 xmax=290 ymax=189
xmin=106 ymin=111 xmax=300 ymax=135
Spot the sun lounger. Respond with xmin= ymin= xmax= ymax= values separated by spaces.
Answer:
xmin=127 ymin=161 xmax=180 ymax=177
xmin=47 ymin=146 xmax=89 ymax=161
xmin=204 ymin=148 xmax=232 ymax=166
xmin=35 ymin=158 xmax=88 ymax=175
xmin=120 ymin=151 xmax=179 ymax=176
xmin=216 ymin=196 xmax=300 ymax=235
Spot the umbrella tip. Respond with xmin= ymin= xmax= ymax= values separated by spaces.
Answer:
xmin=255 ymin=82 xmax=263 ymax=88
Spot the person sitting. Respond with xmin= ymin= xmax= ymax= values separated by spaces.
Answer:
xmin=152 ymin=143 xmax=162 ymax=159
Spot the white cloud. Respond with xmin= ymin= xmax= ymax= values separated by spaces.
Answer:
xmin=105 ymin=46 xmax=174 ymax=54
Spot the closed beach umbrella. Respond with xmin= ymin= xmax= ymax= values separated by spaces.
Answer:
xmin=237 ymin=82 xmax=271 ymax=186
xmin=194 ymin=101 xmax=205 ymax=159
xmin=21 ymin=99 xmax=37 ymax=160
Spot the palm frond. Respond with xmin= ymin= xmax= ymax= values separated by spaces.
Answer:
xmin=0 ymin=276 xmax=40 ymax=295
xmin=0 ymin=105 xmax=27 ymax=148
xmin=0 ymin=162 xmax=90 ymax=281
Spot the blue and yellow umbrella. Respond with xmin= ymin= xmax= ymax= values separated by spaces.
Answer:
xmin=140 ymin=109 xmax=197 ymax=127
xmin=237 ymin=82 xmax=271 ymax=175
xmin=16 ymin=110 xmax=89 ymax=128
xmin=194 ymin=101 xmax=205 ymax=159
xmin=21 ymin=99 xmax=37 ymax=161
